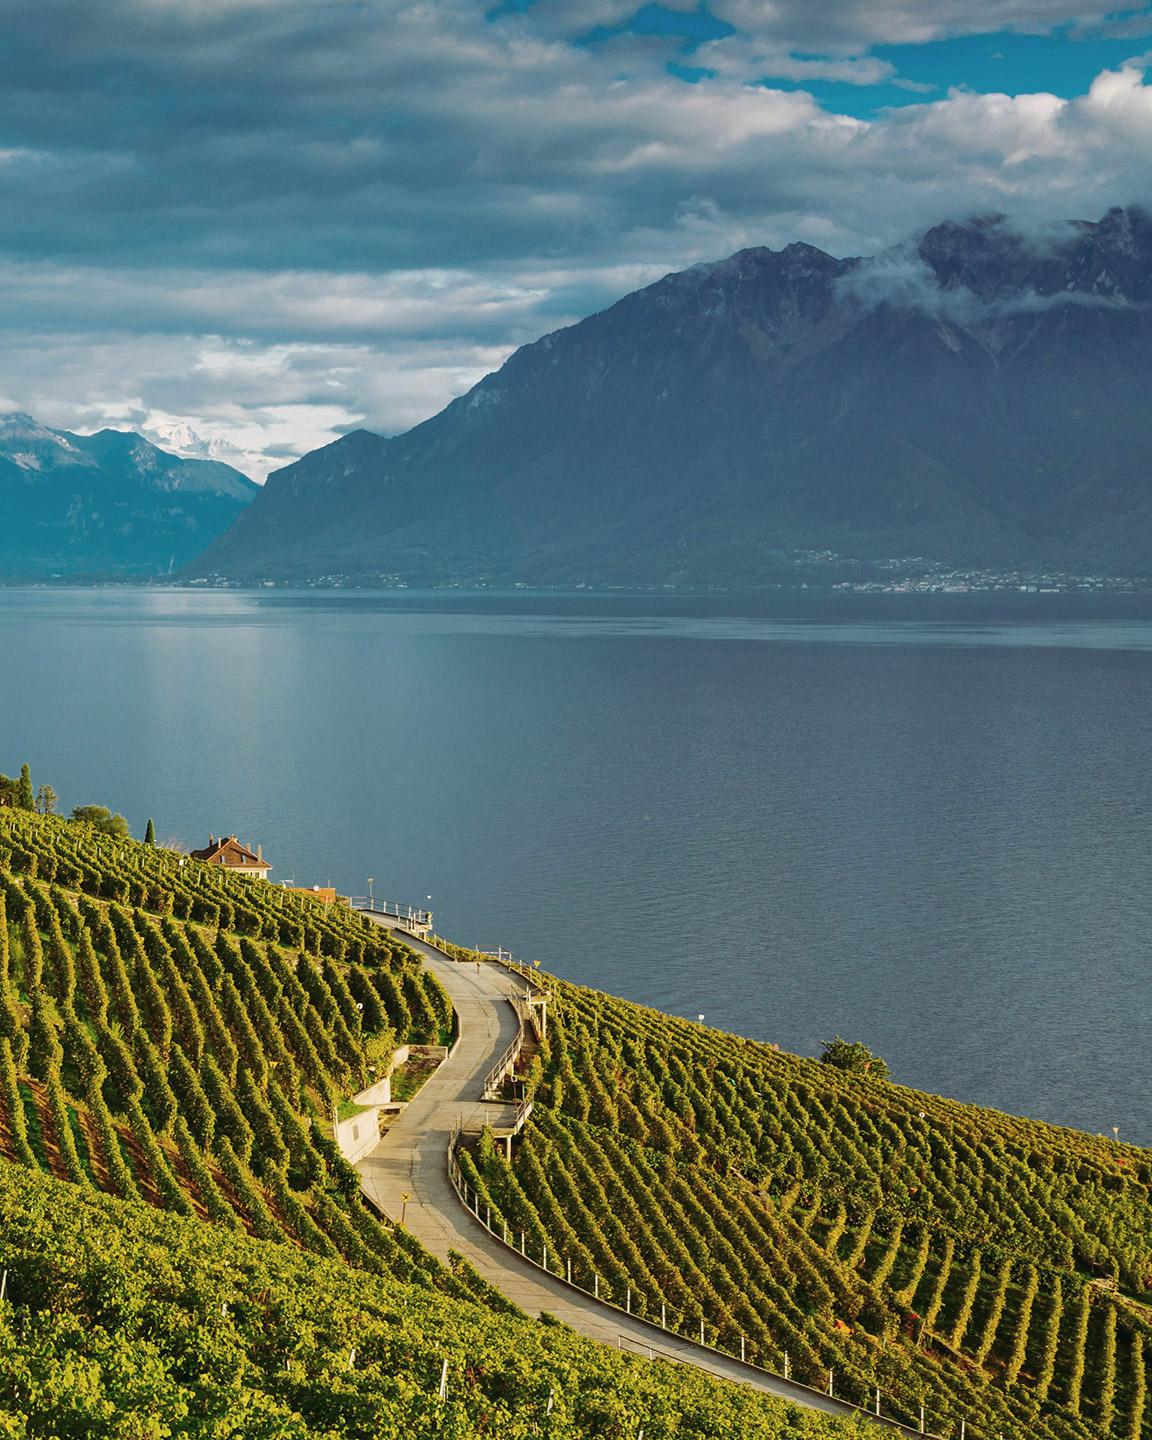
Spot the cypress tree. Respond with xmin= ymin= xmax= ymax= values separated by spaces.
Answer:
xmin=145 ymin=818 xmax=156 ymax=845
xmin=16 ymin=764 xmax=34 ymax=811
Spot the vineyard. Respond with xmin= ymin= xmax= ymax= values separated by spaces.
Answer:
xmin=0 ymin=805 xmax=869 ymax=1438
xmin=465 ymin=979 xmax=1152 ymax=1439
xmin=5 ymin=798 xmax=1149 ymax=1438
xmin=0 ymin=1147 xmax=873 ymax=1437
xmin=0 ymin=805 xmax=456 ymax=1272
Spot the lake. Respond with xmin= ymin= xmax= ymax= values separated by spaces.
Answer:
xmin=2 ymin=587 xmax=1150 ymax=1141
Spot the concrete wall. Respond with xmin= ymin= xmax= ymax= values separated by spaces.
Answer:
xmin=334 ymin=1107 xmax=381 ymax=1165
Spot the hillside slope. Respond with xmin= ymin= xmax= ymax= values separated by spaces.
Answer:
xmin=0 ymin=1158 xmax=866 ymax=1438
xmin=0 ymin=809 xmax=863 ymax=1438
xmin=464 ymin=974 xmax=1152 ymax=1438
xmin=196 ymin=207 xmax=1152 ymax=588
xmin=5 ymin=805 xmax=1152 ymax=1435
xmin=0 ymin=412 xmax=258 ymax=578
xmin=0 ymin=807 xmax=451 ymax=1269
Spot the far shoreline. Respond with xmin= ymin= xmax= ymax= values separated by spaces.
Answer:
xmin=5 ymin=579 xmax=1152 ymax=623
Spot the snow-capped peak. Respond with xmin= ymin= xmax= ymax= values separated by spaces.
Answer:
xmin=145 ymin=420 xmax=238 ymax=463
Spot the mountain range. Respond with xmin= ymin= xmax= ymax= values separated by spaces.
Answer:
xmin=195 ymin=206 xmax=1152 ymax=588
xmin=0 ymin=415 xmax=257 ymax=579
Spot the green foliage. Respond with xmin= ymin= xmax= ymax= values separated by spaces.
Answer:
xmin=0 ymin=1161 xmax=864 ymax=1440
xmin=0 ymin=806 xmax=448 ymax=1284
xmin=470 ymin=973 xmax=1152 ymax=1440
xmin=16 ymin=764 xmax=34 ymax=812
xmin=144 ymin=817 xmax=155 ymax=845
xmin=819 ymin=1036 xmax=890 ymax=1082
xmin=71 ymin=805 xmax=131 ymax=839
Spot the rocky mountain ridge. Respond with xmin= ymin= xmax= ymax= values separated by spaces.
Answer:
xmin=187 ymin=205 xmax=1152 ymax=585
xmin=0 ymin=413 xmax=258 ymax=578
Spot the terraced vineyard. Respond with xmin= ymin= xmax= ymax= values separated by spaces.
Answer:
xmin=6 ymin=796 xmax=1148 ymax=1437
xmin=466 ymin=979 xmax=1152 ymax=1439
xmin=0 ymin=806 xmax=453 ymax=1267
xmin=0 ymin=1121 xmax=875 ymax=1439
xmin=0 ymin=804 xmax=870 ymax=1438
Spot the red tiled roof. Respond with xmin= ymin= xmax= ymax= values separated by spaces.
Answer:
xmin=189 ymin=835 xmax=270 ymax=869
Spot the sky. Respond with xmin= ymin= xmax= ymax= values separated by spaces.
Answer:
xmin=4 ymin=0 xmax=1152 ymax=478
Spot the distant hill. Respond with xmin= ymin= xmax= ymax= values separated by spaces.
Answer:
xmin=196 ymin=206 xmax=1152 ymax=587
xmin=0 ymin=413 xmax=258 ymax=578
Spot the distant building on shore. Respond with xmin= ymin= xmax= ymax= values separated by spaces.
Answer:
xmin=189 ymin=834 xmax=271 ymax=880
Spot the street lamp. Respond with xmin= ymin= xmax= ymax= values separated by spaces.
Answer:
xmin=367 ymin=877 xmax=375 ymax=906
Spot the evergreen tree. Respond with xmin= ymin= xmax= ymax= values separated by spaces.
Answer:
xmin=16 ymin=763 xmax=34 ymax=811
xmin=144 ymin=817 xmax=156 ymax=845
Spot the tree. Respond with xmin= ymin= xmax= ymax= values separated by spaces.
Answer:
xmin=16 ymin=763 xmax=34 ymax=811
xmin=145 ymin=817 xmax=156 ymax=845
xmin=819 ymin=1036 xmax=890 ymax=1081
xmin=71 ymin=805 xmax=131 ymax=839
xmin=35 ymin=784 xmax=57 ymax=816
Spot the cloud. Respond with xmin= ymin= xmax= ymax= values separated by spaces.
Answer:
xmin=529 ymin=0 xmax=1139 ymax=51
xmin=691 ymin=40 xmax=903 ymax=87
xmin=2 ymin=2 xmax=1152 ymax=472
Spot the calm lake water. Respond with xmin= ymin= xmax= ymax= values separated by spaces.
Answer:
xmin=2 ymin=587 xmax=1151 ymax=1141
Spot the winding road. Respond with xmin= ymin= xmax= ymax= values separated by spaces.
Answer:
xmin=356 ymin=922 xmax=916 ymax=1430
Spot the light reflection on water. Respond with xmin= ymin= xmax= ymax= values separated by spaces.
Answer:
xmin=2 ymin=587 xmax=1150 ymax=1142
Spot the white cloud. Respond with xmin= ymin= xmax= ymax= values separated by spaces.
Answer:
xmin=2 ymin=2 xmax=1152 ymax=473
xmin=530 ymin=0 xmax=1136 ymax=50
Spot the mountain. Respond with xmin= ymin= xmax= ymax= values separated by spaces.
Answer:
xmin=196 ymin=207 xmax=1152 ymax=588
xmin=142 ymin=419 xmax=249 ymax=465
xmin=141 ymin=419 xmax=273 ymax=483
xmin=0 ymin=413 xmax=259 ymax=578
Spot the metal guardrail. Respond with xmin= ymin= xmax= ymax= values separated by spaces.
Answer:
xmin=483 ymin=1029 xmax=523 ymax=1099
xmin=445 ymin=1125 xmax=945 ymax=1440
xmin=478 ymin=946 xmax=540 ymax=984
xmin=351 ymin=897 xmax=433 ymax=929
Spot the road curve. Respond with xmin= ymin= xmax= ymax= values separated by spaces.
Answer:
xmin=356 ymin=922 xmax=906 ymax=1427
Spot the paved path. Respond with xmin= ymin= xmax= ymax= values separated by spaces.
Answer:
xmin=356 ymin=921 xmax=910 ymax=1428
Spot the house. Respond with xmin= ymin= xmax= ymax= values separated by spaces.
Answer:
xmin=189 ymin=834 xmax=271 ymax=880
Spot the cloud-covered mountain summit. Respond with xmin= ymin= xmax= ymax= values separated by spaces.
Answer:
xmin=195 ymin=208 xmax=1152 ymax=587
xmin=0 ymin=414 xmax=257 ymax=579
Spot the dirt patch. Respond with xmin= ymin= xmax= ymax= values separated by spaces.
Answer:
xmin=118 ymin=1126 xmax=165 ymax=1208
xmin=166 ymin=1146 xmax=210 ymax=1222
xmin=74 ymin=1107 xmax=112 ymax=1190
xmin=26 ymin=1082 xmax=69 ymax=1181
